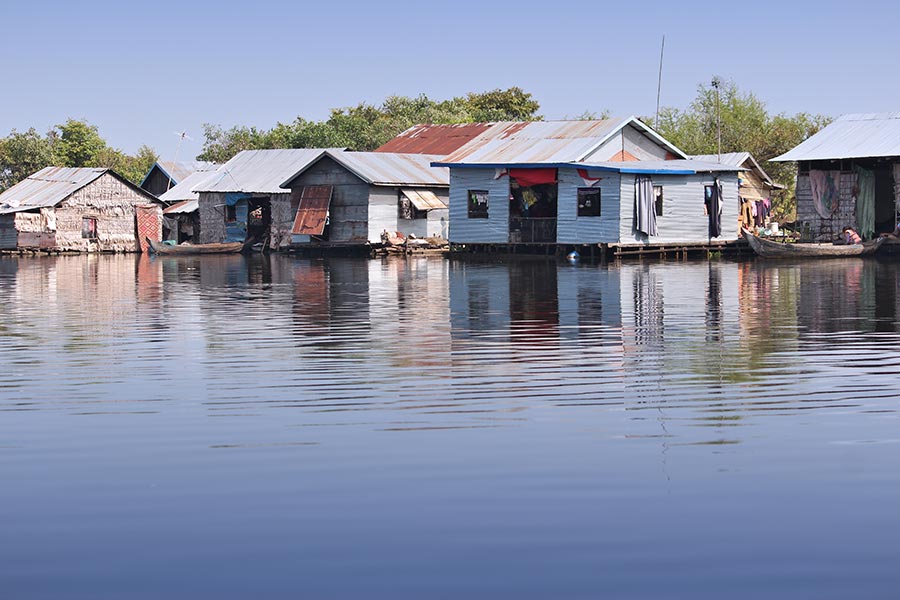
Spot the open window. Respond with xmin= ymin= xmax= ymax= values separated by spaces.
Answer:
xmin=468 ymin=190 xmax=489 ymax=219
xmin=81 ymin=217 xmax=98 ymax=239
xmin=654 ymin=186 xmax=664 ymax=216
xmin=577 ymin=188 xmax=601 ymax=217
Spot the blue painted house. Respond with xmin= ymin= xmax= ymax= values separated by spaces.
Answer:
xmin=433 ymin=117 xmax=741 ymax=249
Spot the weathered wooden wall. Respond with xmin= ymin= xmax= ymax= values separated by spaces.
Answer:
xmin=199 ymin=192 xmax=227 ymax=244
xmin=269 ymin=193 xmax=294 ymax=250
xmin=289 ymin=156 xmax=370 ymax=244
xmin=140 ymin=168 xmax=172 ymax=197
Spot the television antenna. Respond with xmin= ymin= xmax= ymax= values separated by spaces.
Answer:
xmin=166 ymin=130 xmax=195 ymax=192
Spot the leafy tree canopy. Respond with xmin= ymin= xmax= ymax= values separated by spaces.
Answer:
xmin=0 ymin=119 xmax=158 ymax=192
xmin=655 ymin=79 xmax=831 ymax=219
xmin=197 ymin=87 xmax=543 ymax=163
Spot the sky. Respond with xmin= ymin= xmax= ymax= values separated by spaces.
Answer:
xmin=2 ymin=0 xmax=899 ymax=161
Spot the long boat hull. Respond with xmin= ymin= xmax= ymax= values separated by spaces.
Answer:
xmin=147 ymin=238 xmax=245 ymax=255
xmin=743 ymin=229 xmax=884 ymax=258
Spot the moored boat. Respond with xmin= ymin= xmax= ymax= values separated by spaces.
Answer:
xmin=147 ymin=238 xmax=245 ymax=255
xmin=743 ymin=229 xmax=884 ymax=258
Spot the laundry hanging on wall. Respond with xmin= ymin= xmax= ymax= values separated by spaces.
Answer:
xmin=809 ymin=170 xmax=841 ymax=219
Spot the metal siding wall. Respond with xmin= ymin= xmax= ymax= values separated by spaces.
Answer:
xmin=448 ymin=168 xmax=510 ymax=243
xmin=557 ymin=168 xmax=621 ymax=244
xmin=0 ymin=215 xmax=17 ymax=249
xmin=619 ymin=173 xmax=740 ymax=244
xmin=427 ymin=208 xmax=449 ymax=238
xmin=368 ymin=186 xmax=398 ymax=243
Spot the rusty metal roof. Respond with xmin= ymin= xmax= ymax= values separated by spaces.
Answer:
xmin=292 ymin=185 xmax=333 ymax=235
xmin=773 ymin=113 xmax=900 ymax=162
xmin=163 ymin=200 xmax=199 ymax=215
xmin=281 ymin=150 xmax=449 ymax=188
xmin=439 ymin=117 xmax=687 ymax=165
xmin=158 ymin=164 xmax=222 ymax=205
xmin=375 ymin=123 xmax=496 ymax=155
xmin=195 ymin=149 xmax=339 ymax=194
xmin=0 ymin=167 xmax=107 ymax=214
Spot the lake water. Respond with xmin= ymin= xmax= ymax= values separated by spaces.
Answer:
xmin=1 ymin=253 xmax=898 ymax=599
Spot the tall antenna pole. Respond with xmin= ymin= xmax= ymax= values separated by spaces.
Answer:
xmin=655 ymin=35 xmax=666 ymax=129
xmin=167 ymin=131 xmax=188 ymax=193
xmin=711 ymin=76 xmax=722 ymax=162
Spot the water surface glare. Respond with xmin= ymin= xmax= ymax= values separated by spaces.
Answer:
xmin=1 ymin=253 xmax=899 ymax=599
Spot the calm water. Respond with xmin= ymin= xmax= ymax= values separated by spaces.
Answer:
xmin=1 ymin=253 xmax=899 ymax=599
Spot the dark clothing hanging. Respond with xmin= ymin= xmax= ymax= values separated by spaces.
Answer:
xmin=705 ymin=179 xmax=723 ymax=238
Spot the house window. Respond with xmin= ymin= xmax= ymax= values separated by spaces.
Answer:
xmin=225 ymin=205 xmax=236 ymax=223
xmin=81 ymin=217 xmax=98 ymax=239
xmin=399 ymin=196 xmax=424 ymax=220
xmin=468 ymin=190 xmax=489 ymax=218
xmin=577 ymin=188 xmax=601 ymax=217
xmin=654 ymin=186 xmax=664 ymax=216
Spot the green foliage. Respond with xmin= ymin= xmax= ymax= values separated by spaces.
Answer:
xmin=0 ymin=120 xmax=159 ymax=192
xmin=0 ymin=128 xmax=55 ymax=191
xmin=197 ymin=87 xmax=543 ymax=162
xmin=53 ymin=119 xmax=107 ymax=167
xmin=656 ymin=79 xmax=831 ymax=219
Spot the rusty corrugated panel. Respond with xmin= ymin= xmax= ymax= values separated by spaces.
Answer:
xmin=292 ymin=185 xmax=333 ymax=235
xmin=163 ymin=200 xmax=198 ymax=214
xmin=401 ymin=189 xmax=446 ymax=211
xmin=375 ymin=123 xmax=496 ymax=155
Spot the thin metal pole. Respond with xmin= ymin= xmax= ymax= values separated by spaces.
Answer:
xmin=711 ymin=77 xmax=721 ymax=161
xmin=655 ymin=35 xmax=665 ymax=129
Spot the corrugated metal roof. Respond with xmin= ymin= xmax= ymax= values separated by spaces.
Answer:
xmin=773 ymin=113 xmax=900 ymax=162
xmin=580 ymin=159 xmax=742 ymax=175
xmin=140 ymin=160 xmax=216 ymax=187
xmin=0 ymin=167 xmax=108 ymax=214
xmin=692 ymin=152 xmax=777 ymax=186
xmin=280 ymin=150 xmax=448 ymax=188
xmin=195 ymin=149 xmax=336 ymax=194
xmin=158 ymin=165 xmax=222 ymax=204
xmin=375 ymin=123 xmax=496 ymax=155
xmin=163 ymin=200 xmax=198 ymax=215
xmin=402 ymin=189 xmax=446 ymax=210
xmin=439 ymin=117 xmax=688 ymax=165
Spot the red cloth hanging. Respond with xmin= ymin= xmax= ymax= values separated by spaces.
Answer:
xmin=509 ymin=168 xmax=557 ymax=187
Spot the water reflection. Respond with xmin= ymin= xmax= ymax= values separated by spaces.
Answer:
xmin=1 ymin=253 xmax=900 ymax=599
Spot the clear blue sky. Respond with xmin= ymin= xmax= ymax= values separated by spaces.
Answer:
xmin=2 ymin=0 xmax=898 ymax=161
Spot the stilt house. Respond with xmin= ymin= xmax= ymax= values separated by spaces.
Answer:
xmin=158 ymin=163 xmax=221 ymax=244
xmin=433 ymin=117 xmax=742 ymax=249
xmin=280 ymin=150 xmax=449 ymax=247
xmin=0 ymin=167 xmax=164 ymax=252
xmin=193 ymin=149 xmax=332 ymax=250
xmin=774 ymin=113 xmax=900 ymax=240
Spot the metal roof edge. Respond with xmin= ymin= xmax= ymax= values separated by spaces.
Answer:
xmin=573 ymin=116 xmax=633 ymax=162
xmin=624 ymin=116 xmax=690 ymax=159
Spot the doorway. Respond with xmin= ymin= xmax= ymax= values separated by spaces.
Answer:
xmin=246 ymin=197 xmax=272 ymax=245
xmin=873 ymin=165 xmax=895 ymax=234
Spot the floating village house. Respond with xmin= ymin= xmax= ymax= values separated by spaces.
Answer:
xmin=158 ymin=163 xmax=221 ymax=244
xmin=281 ymin=150 xmax=449 ymax=247
xmin=0 ymin=167 xmax=164 ymax=252
xmin=140 ymin=160 xmax=215 ymax=197
xmin=193 ymin=148 xmax=329 ymax=250
xmin=432 ymin=118 xmax=741 ymax=251
xmin=774 ymin=112 xmax=900 ymax=241
xmin=693 ymin=152 xmax=784 ymax=232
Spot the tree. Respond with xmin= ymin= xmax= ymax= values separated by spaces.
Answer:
xmin=197 ymin=87 xmax=544 ymax=162
xmin=0 ymin=128 xmax=55 ymax=192
xmin=53 ymin=119 xmax=107 ymax=167
xmin=656 ymin=80 xmax=831 ymax=219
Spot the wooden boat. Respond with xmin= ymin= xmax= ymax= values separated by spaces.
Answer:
xmin=743 ymin=229 xmax=885 ymax=258
xmin=147 ymin=238 xmax=245 ymax=255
